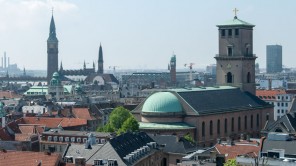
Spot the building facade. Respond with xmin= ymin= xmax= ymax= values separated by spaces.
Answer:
xmin=266 ymin=45 xmax=282 ymax=73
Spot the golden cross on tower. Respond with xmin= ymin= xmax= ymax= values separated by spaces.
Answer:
xmin=233 ymin=8 xmax=239 ymax=18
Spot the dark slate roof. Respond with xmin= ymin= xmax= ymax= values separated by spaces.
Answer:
xmin=149 ymin=135 xmax=196 ymax=154
xmin=64 ymin=144 xmax=103 ymax=161
xmin=262 ymin=139 xmax=296 ymax=155
xmin=87 ymin=132 xmax=155 ymax=165
xmin=263 ymin=114 xmax=296 ymax=132
xmin=176 ymin=88 xmax=271 ymax=115
xmin=85 ymin=74 xmax=119 ymax=84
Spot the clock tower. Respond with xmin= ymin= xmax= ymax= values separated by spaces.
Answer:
xmin=47 ymin=14 xmax=59 ymax=84
xmin=215 ymin=10 xmax=256 ymax=95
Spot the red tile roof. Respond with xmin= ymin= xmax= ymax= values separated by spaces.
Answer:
xmin=0 ymin=150 xmax=61 ymax=166
xmin=215 ymin=141 xmax=260 ymax=160
xmin=256 ymin=89 xmax=286 ymax=100
xmin=72 ymin=107 xmax=94 ymax=120
xmin=0 ymin=91 xmax=21 ymax=98
xmin=22 ymin=117 xmax=87 ymax=128
xmin=15 ymin=133 xmax=36 ymax=141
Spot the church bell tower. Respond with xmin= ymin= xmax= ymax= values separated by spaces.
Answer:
xmin=215 ymin=9 xmax=256 ymax=95
xmin=47 ymin=13 xmax=59 ymax=84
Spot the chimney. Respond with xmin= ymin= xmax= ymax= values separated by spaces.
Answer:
xmin=7 ymin=57 xmax=9 ymax=68
xmin=268 ymin=79 xmax=272 ymax=90
xmin=1 ymin=117 xmax=5 ymax=128
xmin=4 ymin=52 xmax=6 ymax=69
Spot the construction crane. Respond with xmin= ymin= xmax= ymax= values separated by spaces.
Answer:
xmin=109 ymin=66 xmax=119 ymax=74
xmin=184 ymin=63 xmax=195 ymax=81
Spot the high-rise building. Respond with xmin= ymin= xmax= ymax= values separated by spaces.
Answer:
xmin=266 ymin=45 xmax=282 ymax=73
xmin=47 ymin=14 xmax=59 ymax=83
xmin=215 ymin=14 xmax=256 ymax=95
xmin=169 ymin=54 xmax=176 ymax=85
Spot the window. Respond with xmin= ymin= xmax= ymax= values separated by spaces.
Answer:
xmin=247 ymin=72 xmax=251 ymax=83
xmin=176 ymin=159 xmax=180 ymax=164
xmin=281 ymin=103 xmax=284 ymax=107
xmin=244 ymin=116 xmax=247 ymax=130
xmin=221 ymin=29 xmax=225 ymax=37
xmin=235 ymin=29 xmax=239 ymax=36
xmin=77 ymin=138 xmax=81 ymax=143
xmin=277 ymin=103 xmax=280 ymax=107
xmin=266 ymin=113 xmax=269 ymax=121
xmin=238 ymin=117 xmax=241 ymax=131
xmin=202 ymin=122 xmax=205 ymax=137
xmin=101 ymin=139 xmax=106 ymax=144
xmin=228 ymin=47 xmax=233 ymax=56
xmin=224 ymin=118 xmax=228 ymax=133
xmin=53 ymin=136 xmax=58 ymax=142
xmin=228 ymin=29 xmax=232 ymax=36
xmin=226 ymin=72 xmax=233 ymax=83
xmin=277 ymin=110 xmax=280 ymax=113
xmin=47 ymin=136 xmax=52 ymax=141
xmin=210 ymin=121 xmax=213 ymax=135
xmin=65 ymin=137 xmax=69 ymax=142
xmin=278 ymin=96 xmax=280 ymax=100
xmin=231 ymin=117 xmax=234 ymax=132
xmin=59 ymin=137 xmax=63 ymax=142
xmin=217 ymin=119 xmax=220 ymax=135
xmin=251 ymin=115 xmax=253 ymax=129
xmin=83 ymin=138 xmax=87 ymax=143
xmin=282 ymin=110 xmax=284 ymax=113
xmin=256 ymin=114 xmax=259 ymax=128
xmin=286 ymin=96 xmax=289 ymax=100
xmin=71 ymin=137 xmax=75 ymax=142
xmin=286 ymin=103 xmax=288 ymax=107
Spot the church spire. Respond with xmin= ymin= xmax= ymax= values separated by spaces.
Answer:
xmin=60 ymin=61 xmax=63 ymax=71
xmin=48 ymin=11 xmax=58 ymax=41
xmin=83 ymin=60 xmax=86 ymax=69
xmin=98 ymin=43 xmax=104 ymax=74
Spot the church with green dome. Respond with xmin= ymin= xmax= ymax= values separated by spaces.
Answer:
xmin=133 ymin=14 xmax=274 ymax=147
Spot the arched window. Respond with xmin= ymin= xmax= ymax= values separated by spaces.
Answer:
xmin=244 ymin=116 xmax=247 ymax=130
xmin=202 ymin=122 xmax=205 ymax=137
xmin=247 ymin=72 xmax=251 ymax=83
xmin=210 ymin=121 xmax=213 ymax=135
xmin=256 ymin=114 xmax=259 ymax=128
xmin=227 ymin=72 xmax=233 ymax=83
xmin=238 ymin=117 xmax=241 ymax=131
xmin=224 ymin=118 xmax=228 ymax=133
xmin=251 ymin=115 xmax=253 ymax=129
xmin=217 ymin=119 xmax=220 ymax=135
xmin=231 ymin=117 xmax=234 ymax=132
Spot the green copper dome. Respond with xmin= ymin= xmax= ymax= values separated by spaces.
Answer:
xmin=142 ymin=92 xmax=182 ymax=113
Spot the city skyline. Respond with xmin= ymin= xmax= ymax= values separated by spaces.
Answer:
xmin=0 ymin=0 xmax=295 ymax=70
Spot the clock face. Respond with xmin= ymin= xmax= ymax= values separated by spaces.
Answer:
xmin=227 ymin=63 xmax=232 ymax=69
xmin=49 ymin=44 xmax=55 ymax=48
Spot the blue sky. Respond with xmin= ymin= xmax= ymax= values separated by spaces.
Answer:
xmin=0 ymin=0 xmax=295 ymax=70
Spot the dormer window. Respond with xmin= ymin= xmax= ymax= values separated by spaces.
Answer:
xmin=59 ymin=137 xmax=63 ymax=142
xmin=47 ymin=136 xmax=52 ymax=141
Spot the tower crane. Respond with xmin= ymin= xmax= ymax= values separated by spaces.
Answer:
xmin=184 ymin=63 xmax=195 ymax=81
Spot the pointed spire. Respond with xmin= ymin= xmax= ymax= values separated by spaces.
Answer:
xmin=48 ymin=9 xmax=58 ymax=42
xmin=83 ymin=60 xmax=86 ymax=69
xmin=23 ymin=67 xmax=26 ymax=76
xmin=60 ymin=61 xmax=63 ymax=71
xmin=98 ymin=43 xmax=103 ymax=62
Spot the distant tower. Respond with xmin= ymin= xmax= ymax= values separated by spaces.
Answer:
xmin=47 ymin=12 xmax=59 ymax=84
xmin=83 ymin=60 xmax=86 ymax=70
xmin=266 ymin=45 xmax=282 ymax=73
xmin=23 ymin=67 xmax=26 ymax=76
xmin=170 ymin=54 xmax=176 ymax=85
xmin=59 ymin=61 xmax=63 ymax=72
xmin=4 ymin=52 xmax=6 ymax=69
xmin=215 ymin=9 xmax=256 ymax=95
xmin=98 ymin=43 xmax=104 ymax=74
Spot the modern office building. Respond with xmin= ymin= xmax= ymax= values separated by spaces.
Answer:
xmin=266 ymin=45 xmax=282 ymax=73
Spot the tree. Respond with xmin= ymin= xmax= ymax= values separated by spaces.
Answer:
xmin=224 ymin=159 xmax=237 ymax=166
xmin=97 ymin=106 xmax=139 ymax=134
xmin=183 ymin=133 xmax=195 ymax=143
xmin=118 ymin=116 xmax=139 ymax=134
